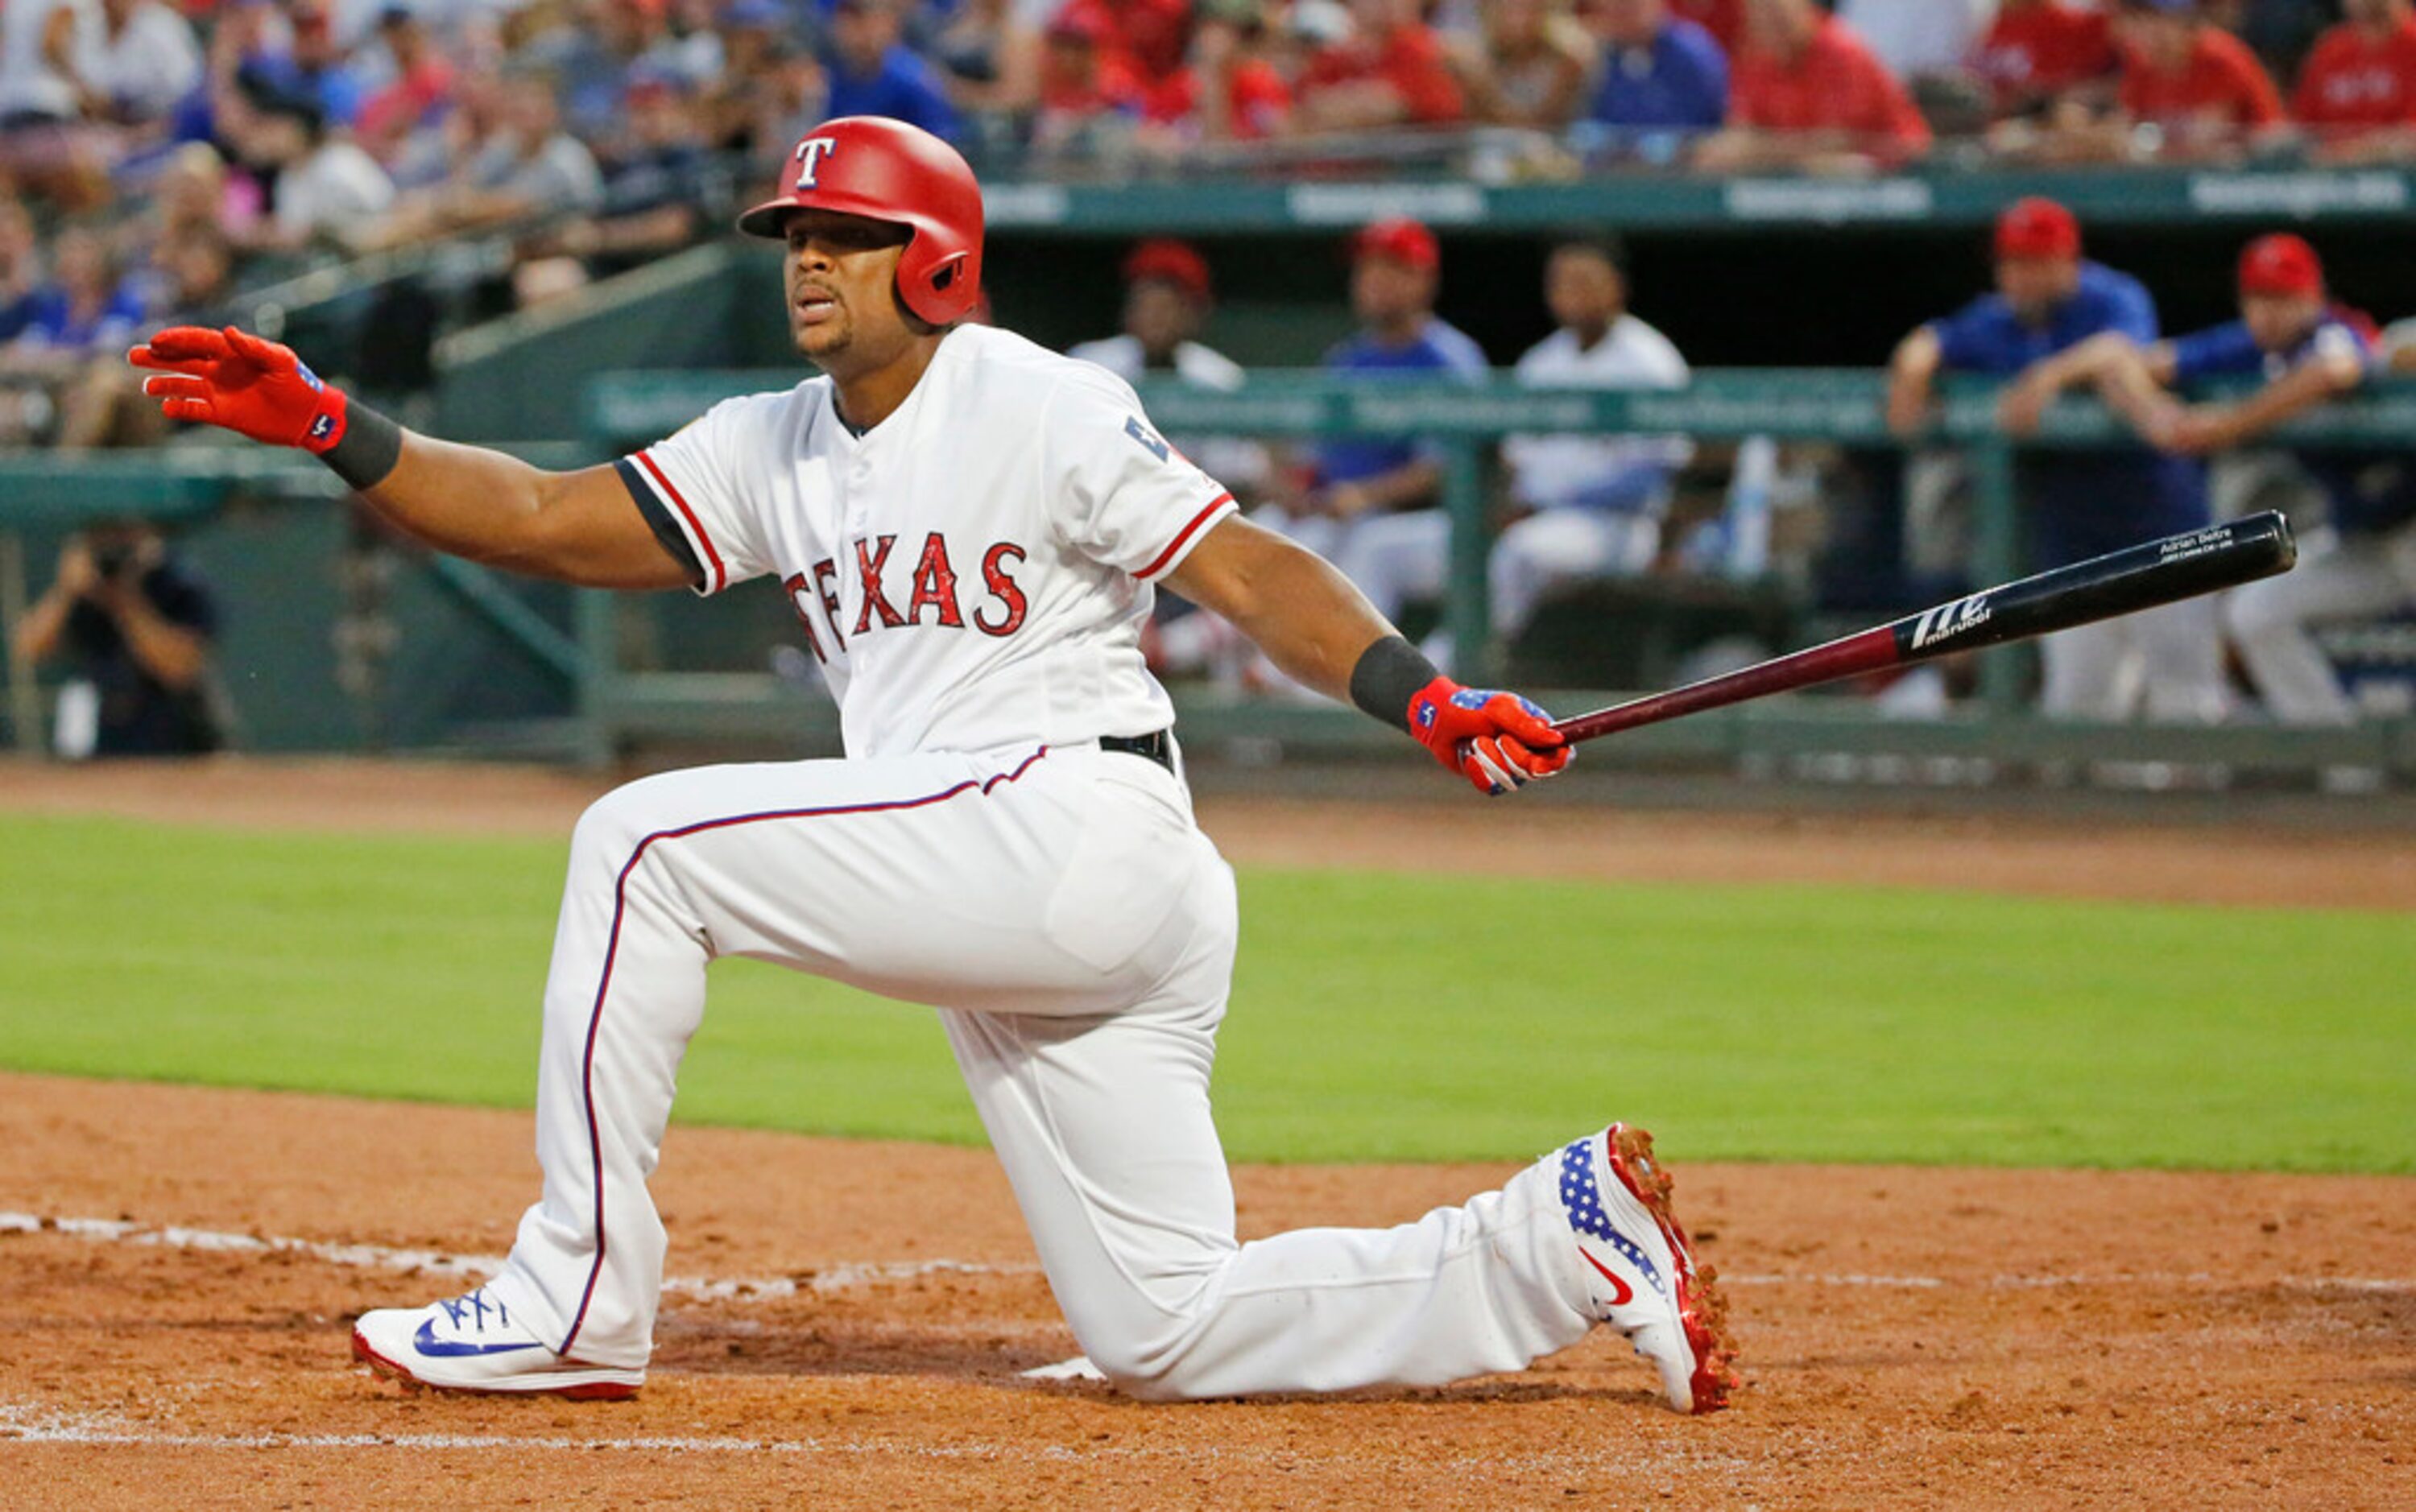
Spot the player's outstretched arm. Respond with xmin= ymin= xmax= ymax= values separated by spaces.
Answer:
xmin=2133 ymin=349 xmax=2364 ymax=456
xmin=1999 ymin=331 xmax=2158 ymax=436
xmin=1163 ymin=514 xmax=1569 ymax=795
xmin=128 ymin=326 xmax=692 ymax=590
xmin=1884 ymin=326 xmax=1943 ymax=439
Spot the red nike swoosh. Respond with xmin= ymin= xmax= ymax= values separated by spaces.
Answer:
xmin=1580 ymin=1247 xmax=1634 ymax=1307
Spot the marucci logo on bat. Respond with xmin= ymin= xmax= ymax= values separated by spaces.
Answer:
xmin=1909 ymin=593 xmax=1992 ymax=651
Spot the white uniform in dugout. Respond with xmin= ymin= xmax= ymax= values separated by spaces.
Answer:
xmin=130 ymin=114 xmax=1731 ymax=1413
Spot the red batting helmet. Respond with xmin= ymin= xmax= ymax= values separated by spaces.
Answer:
xmin=737 ymin=117 xmax=985 ymax=326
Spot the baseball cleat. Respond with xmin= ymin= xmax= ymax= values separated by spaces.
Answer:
xmin=350 ymin=1287 xmax=643 ymax=1400
xmin=1557 ymin=1123 xmax=1739 ymax=1414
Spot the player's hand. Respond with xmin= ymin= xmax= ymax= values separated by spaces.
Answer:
xmin=1996 ymin=374 xmax=2054 ymax=437
xmin=1313 ymin=481 xmax=1375 ymax=520
xmin=1407 ymin=676 xmax=1572 ymax=796
xmin=128 ymin=325 xmax=352 ymax=453
xmin=2149 ymin=408 xmax=2226 ymax=456
xmin=55 ymin=539 xmax=100 ymax=600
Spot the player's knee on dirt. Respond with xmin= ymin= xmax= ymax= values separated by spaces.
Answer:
xmin=1049 ymin=1258 xmax=1234 ymax=1402
xmin=1081 ymin=1326 xmax=1233 ymax=1403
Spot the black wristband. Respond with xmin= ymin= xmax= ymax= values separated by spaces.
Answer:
xmin=321 ymin=400 xmax=404 ymax=491
xmin=1349 ymin=634 xmax=1443 ymax=734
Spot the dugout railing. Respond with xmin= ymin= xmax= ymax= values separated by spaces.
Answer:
xmin=2 ymin=371 xmax=2410 ymax=781
xmin=571 ymin=368 xmax=2416 ymax=781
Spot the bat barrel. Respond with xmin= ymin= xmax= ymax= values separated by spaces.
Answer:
xmin=1551 ymin=511 xmax=2296 ymax=747
xmin=1891 ymin=510 xmax=2296 ymax=662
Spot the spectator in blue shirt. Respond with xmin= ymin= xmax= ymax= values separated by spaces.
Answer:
xmin=1310 ymin=218 xmax=1488 ymax=512
xmin=1587 ymin=0 xmax=1730 ymax=134
xmin=825 ymin=0 xmax=962 ymax=142
xmin=2072 ymin=233 xmax=2414 ymax=725
xmin=7 ymin=225 xmax=147 ymax=363
xmin=279 ymin=3 xmax=367 ymax=130
xmin=1887 ymin=196 xmax=2220 ymax=722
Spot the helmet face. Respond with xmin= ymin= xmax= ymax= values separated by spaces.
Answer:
xmin=738 ymin=117 xmax=986 ymax=327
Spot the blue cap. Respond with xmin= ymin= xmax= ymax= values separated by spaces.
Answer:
xmin=723 ymin=0 xmax=784 ymax=25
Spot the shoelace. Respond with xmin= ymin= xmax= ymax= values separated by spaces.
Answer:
xmin=436 ymin=1289 xmax=510 ymax=1334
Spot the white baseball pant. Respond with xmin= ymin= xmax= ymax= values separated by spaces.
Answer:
xmin=491 ymin=743 xmax=1594 ymax=1397
xmin=2038 ymin=595 xmax=2227 ymax=724
xmin=2224 ymin=523 xmax=2416 ymax=725
xmin=1327 ymin=507 xmax=1660 ymax=663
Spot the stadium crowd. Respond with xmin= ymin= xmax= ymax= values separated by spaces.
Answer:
xmin=3 ymin=0 xmax=2413 ymax=374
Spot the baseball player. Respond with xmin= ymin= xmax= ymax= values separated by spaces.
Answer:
xmin=127 ymin=119 xmax=1736 ymax=1413
xmin=1260 ymin=217 xmax=1487 ymax=570
xmin=1069 ymin=239 xmax=1269 ymax=687
xmin=2075 ymin=234 xmax=2414 ymax=725
xmin=1889 ymin=196 xmax=2223 ymax=722
xmin=1335 ymin=238 xmax=1692 ymax=671
xmin=1066 ymin=238 xmax=1271 ymax=503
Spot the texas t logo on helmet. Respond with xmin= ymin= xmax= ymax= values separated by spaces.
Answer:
xmin=738 ymin=116 xmax=986 ymax=327
xmin=791 ymin=136 xmax=839 ymax=190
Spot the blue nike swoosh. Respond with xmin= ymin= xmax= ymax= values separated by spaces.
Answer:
xmin=413 ymin=1318 xmax=545 ymax=1358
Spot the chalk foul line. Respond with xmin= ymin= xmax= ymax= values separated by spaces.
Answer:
xmin=0 ymin=1399 xmax=1167 ymax=1460
xmin=0 ymin=1211 xmax=1038 ymax=1299
xmin=3 ymin=1210 xmax=2409 ymax=1302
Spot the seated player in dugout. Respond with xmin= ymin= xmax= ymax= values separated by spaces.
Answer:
xmin=1326 ymin=238 xmax=1693 ymax=675
xmin=11 ymin=521 xmax=224 ymax=759
xmin=126 ymin=118 xmax=1738 ymax=1413
xmin=1068 ymin=239 xmax=1272 ymax=687
xmin=2046 ymin=233 xmax=2416 ymax=728
xmin=1065 ymin=237 xmax=1270 ymax=496
xmin=1259 ymin=217 xmax=1487 ymax=572
xmin=1887 ymin=196 xmax=2222 ymax=724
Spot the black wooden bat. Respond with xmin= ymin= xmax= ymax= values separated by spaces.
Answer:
xmin=1553 ymin=511 xmax=2295 ymax=745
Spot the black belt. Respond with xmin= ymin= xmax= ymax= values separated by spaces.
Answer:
xmin=1099 ymin=729 xmax=1175 ymax=775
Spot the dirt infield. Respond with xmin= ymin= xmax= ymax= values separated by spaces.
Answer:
xmin=3 ymin=759 xmax=2413 ymax=1507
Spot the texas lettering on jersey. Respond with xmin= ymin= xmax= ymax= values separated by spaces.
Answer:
xmin=614 ymin=325 xmax=1238 ymax=758
xmin=780 ymin=533 xmax=1028 ymax=662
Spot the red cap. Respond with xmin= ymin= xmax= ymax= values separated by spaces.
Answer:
xmin=1994 ymin=196 xmax=2080 ymax=262
xmin=1351 ymin=217 xmax=1440 ymax=273
xmin=2238 ymin=233 xmax=2323 ymax=298
xmin=1123 ymin=238 xmax=1211 ymax=300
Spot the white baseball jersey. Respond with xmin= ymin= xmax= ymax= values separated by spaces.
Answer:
xmin=616 ymin=324 xmax=1237 ymax=758
xmin=1064 ymin=333 xmax=1273 ymax=492
xmin=1502 ymin=314 xmax=1693 ymax=514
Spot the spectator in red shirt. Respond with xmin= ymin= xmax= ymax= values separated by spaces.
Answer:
xmin=1694 ymin=0 xmax=1933 ymax=171
xmin=1295 ymin=0 xmax=1468 ymax=131
xmin=2292 ymin=0 xmax=2416 ymax=160
xmin=1971 ymin=0 xmax=2117 ymax=115
xmin=1141 ymin=0 xmax=1293 ymax=145
xmin=2111 ymin=0 xmax=2284 ymax=156
xmin=1032 ymin=11 xmax=1144 ymax=159
xmin=1051 ymin=0 xmax=1194 ymax=89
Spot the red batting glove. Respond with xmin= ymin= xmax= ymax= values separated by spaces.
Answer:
xmin=1408 ymin=675 xmax=1573 ymax=797
xmin=128 ymin=325 xmax=351 ymax=453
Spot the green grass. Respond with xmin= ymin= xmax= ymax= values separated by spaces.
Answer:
xmin=1 ymin=813 xmax=2408 ymax=1172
